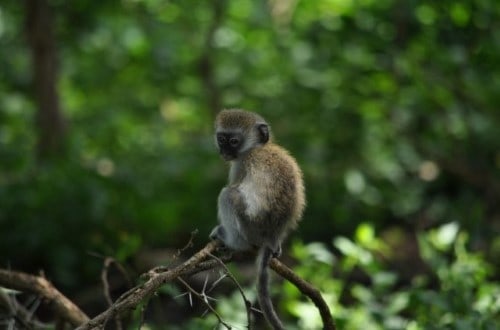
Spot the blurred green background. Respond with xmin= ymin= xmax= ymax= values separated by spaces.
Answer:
xmin=1 ymin=0 xmax=499 ymax=328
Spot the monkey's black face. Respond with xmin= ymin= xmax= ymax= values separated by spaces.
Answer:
xmin=217 ymin=132 xmax=243 ymax=161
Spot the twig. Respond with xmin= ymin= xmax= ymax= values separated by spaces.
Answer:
xmin=137 ymin=299 xmax=149 ymax=330
xmin=209 ymin=252 xmax=253 ymax=329
xmin=172 ymin=229 xmax=199 ymax=261
xmin=101 ymin=257 xmax=123 ymax=330
xmin=140 ymin=230 xmax=199 ymax=278
xmin=177 ymin=277 xmax=231 ymax=329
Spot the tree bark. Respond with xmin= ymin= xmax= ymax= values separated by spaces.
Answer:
xmin=25 ymin=0 xmax=67 ymax=160
xmin=198 ymin=0 xmax=226 ymax=117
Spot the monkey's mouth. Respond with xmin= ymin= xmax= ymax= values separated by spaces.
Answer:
xmin=220 ymin=152 xmax=237 ymax=161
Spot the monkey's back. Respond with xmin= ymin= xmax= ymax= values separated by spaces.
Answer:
xmin=239 ymin=143 xmax=305 ymax=243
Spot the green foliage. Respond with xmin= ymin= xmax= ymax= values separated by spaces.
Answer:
xmin=414 ymin=225 xmax=499 ymax=329
xmin=329 ymin=223 xmax=500 ymax=329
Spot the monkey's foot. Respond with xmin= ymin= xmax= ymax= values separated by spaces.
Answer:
xmin=209 ymin=225 xmax=224 ymax=241
xmin=271 ymin=244 xmax=282 ymax=258
xmin=209 ymin=226 xmax=229 ymax=252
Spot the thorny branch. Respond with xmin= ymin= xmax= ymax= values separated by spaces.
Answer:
xmin=209 ymin=252 xmax=254 ymax=327
xmin=75 ymin=240 xmax=219 ymax=330
xmin=177 ymin=276 xmax=231 ymax=329
xmin=0 ymin=240 xmax=336 ymax=329
xmin=0 ymin=290 xmax=52 ymax=329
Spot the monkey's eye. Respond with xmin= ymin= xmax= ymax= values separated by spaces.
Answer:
xmin=229 ymin=137 xmax=240 ymax=147
xmin=217 ymin=135 xmax=227 ymax=144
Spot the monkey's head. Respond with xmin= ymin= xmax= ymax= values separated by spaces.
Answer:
xmin=215 ymin=109 xmax=270 ymax=161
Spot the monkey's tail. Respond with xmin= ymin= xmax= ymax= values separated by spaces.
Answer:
xmin=257 ymin=246 xmax=285 ymax=330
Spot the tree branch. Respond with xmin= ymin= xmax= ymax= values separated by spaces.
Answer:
xmin=1 ymin=240 xmax=336 ymax=329
xmin=0 ymin=269 xmax=89 ymax=327
xmin=270 ymin=258 xmax=336 ymax=330
xmin=76 ymin=240 xmax=219 ymax=330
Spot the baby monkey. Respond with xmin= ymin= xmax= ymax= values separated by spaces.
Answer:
xmin=210 ymin=109 xmax=305 ymax=330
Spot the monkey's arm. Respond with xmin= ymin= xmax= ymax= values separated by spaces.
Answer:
xmin=210 ymin=187 xmax=252 ymax=251
xmin=225 ymin=186 xmax=248 ymax=218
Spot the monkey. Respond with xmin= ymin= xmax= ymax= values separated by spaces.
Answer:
xmin=209 ymin=109 xmax=305 ymax=330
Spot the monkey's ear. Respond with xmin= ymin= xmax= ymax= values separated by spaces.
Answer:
xmin=257 ymin=123 xmax=269 ymax=143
